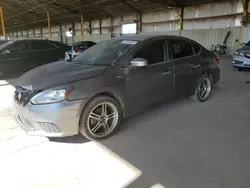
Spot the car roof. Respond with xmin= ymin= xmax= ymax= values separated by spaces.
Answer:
xmin=110 ymin=34 xmax=192 ymax=42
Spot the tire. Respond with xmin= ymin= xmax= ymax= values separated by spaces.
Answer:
xmin=238 ymin=68 xmax=243 ymax=71
xmin=79 ymin=96 xmax=122 ymax=140
xmin=190 ymin=74 xmax=212 ymax=102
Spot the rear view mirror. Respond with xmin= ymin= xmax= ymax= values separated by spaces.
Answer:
xmin=130 ymin=58 xmax=148 ymax=67
xmin=241 ymin=43 xmax=246 ymax=47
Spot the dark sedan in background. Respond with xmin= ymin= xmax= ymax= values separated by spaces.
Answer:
xmin=0 ymin=40 xmax=9 ymax=45
xmin=13 ymin=35 xmax=220 ymax=140
xmin=0 ymin=39 xmax=70 ymax=77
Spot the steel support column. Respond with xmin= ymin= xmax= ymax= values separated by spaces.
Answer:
xmin=99 ymin=19 xmax=102 ymax=35
xmin=179 ymin=7 xmax=184 ymax=35
xmin=0 ymin=7 xmax=6 ymax=38
xmin=59 ymin=23 xmax=63 ymax=42
xmin=240 ymin=0 xmax=249 ymax=43
xmin=81 ymin=14 xmax=84 ymax=40
xmin=89 ymin=21 xmax=92 ymax=35
xmin=72 ymin=20 xmax=75 ymax=44
xmin=47 ymin=11 xmax=51 ymax=40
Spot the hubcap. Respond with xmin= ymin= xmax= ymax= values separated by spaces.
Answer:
xmin=198 ymin=77 xmax=211 ymax=100
xmin=87 ymin=102 xmax=119 ymax=137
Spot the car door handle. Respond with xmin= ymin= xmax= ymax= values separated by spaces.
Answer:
xmin=162 ymin=70 xmax=173 ymax=76
xmin=191 ymin=64 xmax=201 ymax=68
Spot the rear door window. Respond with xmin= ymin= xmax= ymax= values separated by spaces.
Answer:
xmin=169 ymin=39 xmax=193 ymax=60
xmin=192 ymin=43 xmax=201 ymax=54
xmin=31 ymin=41 xmax=50 ymax=50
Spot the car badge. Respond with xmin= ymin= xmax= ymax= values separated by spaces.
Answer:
xmin=18 ymin=92 xmax=22 ymax=100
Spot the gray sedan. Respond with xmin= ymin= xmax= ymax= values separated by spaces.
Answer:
xmin=233 ymin=41 xmax=250 ymax=71
xmin=13 ymin=35 xmax=220 ymax=140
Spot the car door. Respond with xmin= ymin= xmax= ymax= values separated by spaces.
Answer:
xmin=125 ymin=39 xmax=174 ymax=111
xmin=168 ymin=38 xmax=202 ymax=99
xmin=0 ymin=40 xmax=33 ymax=76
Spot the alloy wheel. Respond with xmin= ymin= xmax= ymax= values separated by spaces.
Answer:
xmin=198 ymin=77 xmax=211 ymax=101
xmin=87 ymin=102 xmax=119 ymax=137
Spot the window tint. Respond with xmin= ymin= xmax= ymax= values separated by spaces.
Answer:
xmin=8 ymin=41 xmax=29 ymax=52
xmin=31 ymin=41 xmax=50 ymax=50
xmin=134 ymin=40 xmax=165 ymax=65
xmin=169 ymin=39 xmax=193 ymax=59
xmin=49 ymin=42 xmax=57 ymax=49
xmin=192 ymin=43 xmax=201 ymax=54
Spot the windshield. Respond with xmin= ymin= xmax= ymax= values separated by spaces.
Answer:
xmin=246 ymin=41 xmax=250 ymax=46
xmin=71 ymin=39 xmax=138 ymax=66
xmin=0 ymin=41 xmax=13 ymax=51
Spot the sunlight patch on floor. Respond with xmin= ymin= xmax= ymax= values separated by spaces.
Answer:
xmin=0 ymin=141 xmax=141 ymax=188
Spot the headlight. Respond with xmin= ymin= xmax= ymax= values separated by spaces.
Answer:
xmin=234 ymin=51 xmax=244 ymax=56
xmin=30 ymin=89 xmax=71 ymax=104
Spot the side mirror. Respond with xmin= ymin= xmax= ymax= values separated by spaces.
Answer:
xmin=241 ymin=43 xmax=246 ymax=47
xmin=130 ymin=58 xmax=148 ymax=67
xmin=1 ymin=49 xmax=10 ymax=55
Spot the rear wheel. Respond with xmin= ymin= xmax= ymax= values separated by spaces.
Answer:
xmin=79 ymin=96 xmax=122 ymax=140
xmin=191 ymin=74 xmax=212 ymax=102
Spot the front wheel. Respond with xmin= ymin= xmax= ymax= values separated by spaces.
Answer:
xmin=79 ymin=96 xmax=122 ymax=140
xmin=191 ymin=75 xmax=212 ymax=102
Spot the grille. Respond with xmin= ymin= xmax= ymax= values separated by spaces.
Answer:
xmin=16 ymin=115 xmax=34 ymax=132
xmin=14 ymin=86 xmax=38 ymax=106
xmin=244 ymin=53 xmax=250 ymax=59
xmin=37 ymin=122 xmax=61 ymax=133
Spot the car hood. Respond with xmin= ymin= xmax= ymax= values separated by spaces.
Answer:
xmin=17 ymin=60 xmax=107 ymax=90
xmin=237 ymin=46 xmax=250 ymax=52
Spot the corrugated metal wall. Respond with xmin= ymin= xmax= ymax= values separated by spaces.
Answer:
xmin=9 ymin=0 xmax=249 ymax=54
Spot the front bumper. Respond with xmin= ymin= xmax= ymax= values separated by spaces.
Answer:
xmin=13 ymin=98 xmax=88 ymax=137
xmin=232 ymin=55 xmax=250 ymax=68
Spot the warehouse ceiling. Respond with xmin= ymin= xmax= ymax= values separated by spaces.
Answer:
xmin=1 ymin=0 xmax=219 ymax=31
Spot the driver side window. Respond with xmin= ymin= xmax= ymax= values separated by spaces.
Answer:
xmin=133 ymin=40 xmax=165 ymax=65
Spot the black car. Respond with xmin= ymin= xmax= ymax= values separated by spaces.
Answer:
xmin=14 ymin=35 xmax=220 ymax=140
xmin=0 ymin=39 xmax=70 ymax=77
xmin=0 ymin=40 xmax=9 ymax=45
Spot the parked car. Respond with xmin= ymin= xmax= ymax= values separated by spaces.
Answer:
xmin=0 ymin=40 xmax=9 ymax=45
xmin=65 ymin=41 xmax=96 ymax=60
xmin=233 ymin=41 xmax=250 ymax=71
xmin=0 ymin=39 xmax=70 ymax=77
xmin=13 ymin=35 xmax=220 ymax=140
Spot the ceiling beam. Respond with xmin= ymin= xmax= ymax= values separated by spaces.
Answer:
xmin=4 ymin=0 xmax=58 ymax=21
xmin=120 ymin=0 xmax=141 ymax=13
xmin=81 ymin=0 xmax=112 ymax=17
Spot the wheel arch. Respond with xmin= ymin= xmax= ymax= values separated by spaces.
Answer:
xmin=82 ymin=91 xmax=126 ymax=118
xmin=191 ymin=70 xmax=212 ymax=94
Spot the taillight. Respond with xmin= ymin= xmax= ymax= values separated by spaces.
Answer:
xmin=215 ymin=56 xmax=220 ymax=64
xmin=75 ymin=47 xmax=79 ymax=52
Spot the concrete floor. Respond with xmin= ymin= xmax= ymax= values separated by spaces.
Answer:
xmin=1 ymin=56 xmax=250 ymax=188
